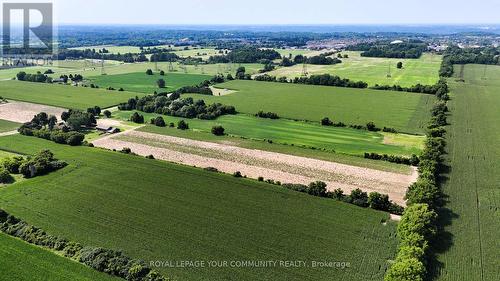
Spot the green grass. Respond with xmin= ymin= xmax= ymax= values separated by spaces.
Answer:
xmin=185 ymin=80 xmax=435 ymax=134
xmin=0 ymin=232 xmax=117 ymax=281
xmin=0 ymin=62 xmax=264 ymax=80
xmin=432 ymin=64 xmax=500 ymax=281
xmin=0 ymin=80 xmax=146 ymax=109
xmin=90 ymin=72 xmax=212 ymax=94
xmin=115 ymin=111 xmax=423 ymax=156
xmin=0 ymin=119 xmax=20 ymax=133
xmin=266 ymin=51 xmax=442 ymax=87
xmin=0 ymin=135 xmax=398 ymax=281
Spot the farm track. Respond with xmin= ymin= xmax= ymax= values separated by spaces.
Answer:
xmin=93 ymin=130 xmax=417 ymax=205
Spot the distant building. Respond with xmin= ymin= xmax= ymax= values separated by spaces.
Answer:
xmin=390 ymin=40 xmax=404 ymax=44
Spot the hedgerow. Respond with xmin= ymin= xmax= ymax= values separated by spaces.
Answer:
xmin=0 ymin=209 xmax=169 ymax=281
xmin=385 ymin=80 xmax=449 ymax=281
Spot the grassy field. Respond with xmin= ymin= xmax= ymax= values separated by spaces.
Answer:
xmin=265 ymin=52 xmax=442 ymax=87
xmin=115 ymin=111 xmax=423 ymax=156
xmin=0 ymin=135 xmax=398 ymax=281
xmin=172 ymin=47 xmax=221 ymax=60
xmin=0 ymin=80 xmax=146 ymax=109
xmin=0 ymin=119 xmax=20 ymax=133
xmin=0 ymin=233 xmax=117 ymax=281
xmin=432 ymin=64 xmax=500 ymax=281
xmin=90 ymin=72 xmax=212 ymax=94
xmin=0 ymin=62 xmax=264 ymax=80
xmin=185 ymin=80 xmax=435 ymax=134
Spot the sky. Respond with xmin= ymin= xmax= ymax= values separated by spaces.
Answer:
xmin=5 ymin=0 xmax=500 ymax=25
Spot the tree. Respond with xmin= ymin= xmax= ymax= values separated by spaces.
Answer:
xmin=397 ymin=203 xmax=437 ymax=240
xmin=177 ymin=120 xmax=189 ymax=130
xmin=366 ymin=122 xmax=378 ymax=131
xmin=397 ymin=62 xmax=403 ymax=69
xmin=159 ymin=70 xmax=165 ymax=76
xmin=384 ymin=257 xmax=425 ymax=281
xmin=103 ymin=110 xmax=111 ymax=118
xmin=146 ymin=69 xmax=153 ymax=75
xmin=0 ymin=168 xmax=13 ymax=184
xmin=405 ymin=178 xmax=440 ymax=207
xmin=154 ymin=116 xmax=166 ymax=127
xmin=48 ymin=115 xmax=58 ymax=130
xmin=368 ymin=192 xmax=391 ymax=211
xmin=321 ymin=117 xmax=333 ymax=126
xmin=130 ymin=112 xmax=144 ymax=124
xmin=157 ymin=79 xmax=166 ymax=88
xmin=235 ymin=67 xmax=246 ymax=80
xmin=308 ymin=181 xmax=327 ymax=197
xmin=211 ymin=125 xmax=225 ymax=136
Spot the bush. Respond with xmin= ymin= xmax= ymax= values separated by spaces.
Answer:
xmin=211 ymin=125 xmax=225 ymax=136
xmin=0 ymin=168 xmax=13 ymax=183
xmin=154 ymin=116 xmax=166 ymax=127
xmin=146 ymin=69 xmax=153 ymax=75
xmin=103 ymin=110 xmax=111 ymax=118
xmin=255 ymin=111 xmax=279 ymax=119
xmin=65 ymin=132 xmax=85 ymax=146
xmin=321 ymin=117 xmax=333 ymax=126
xmin=1 ymin=156 xmax=24 ymax=174
xmin=18 ymin=150 xmax=67 ymax=178
xmin=130 ymin=112 xmax=145 ymax=124
xmin=177 ymin=120 xmax=189 ymax=130
xmin=233 ymin=171 xmax=242 ymax=178
xmin=366 ymin=122 xmax=379 ymax=131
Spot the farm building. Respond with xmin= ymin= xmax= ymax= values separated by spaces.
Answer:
xmin=96 ymin=125 xmax=120 ymax=134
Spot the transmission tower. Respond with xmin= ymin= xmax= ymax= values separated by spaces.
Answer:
xmin=386 ymin=64 xmax=392 ymax=78
xmin=168 ymin=61 xmax=174 ymax=72
xmin=101 ymin=55 xmax=106 ymax=75
xmin=301 ymin=62 xmax=308 ymax=77
xmin=155 ymin=60 xmax=158 ymax=71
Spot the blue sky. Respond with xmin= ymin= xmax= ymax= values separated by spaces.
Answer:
xmin=52 ymin=0 xmax=499 ymax=24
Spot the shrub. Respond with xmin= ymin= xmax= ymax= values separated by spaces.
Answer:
xmin=0 ymin=168 xmax=13 ymax=184
xmin=154 ymin=116 xmax=166 ymax=127
xmin=177 ymin=120 xmax=189 ymax=130
xmin=308 ymin=181 xmax=327 ymax=197
xmin=255 ymin=111 xmax=279 ymax=119
xmin=211 ymin=125 xmax=225 ymax=136
xmin=65 ymin=132 xmax=85 ymax=146
xmin=103 ymin=110 xmax=112 ymax=118
xmin=321 ymin=117 xmax=333 ymax=126
xmin=1 ymin=156 xmax=24 ymax=174
xmin=366 ymin=122 xmax=379 ymax=131
xmin=233 ymin=171 xmax=242 ymax=178
xmin=146 ymin=155 xmax=155 ymax=159
xmin=130 ymin=112 xmax=145 ymax=124
xmin=146 ymin=69 xmax=153 ymax=75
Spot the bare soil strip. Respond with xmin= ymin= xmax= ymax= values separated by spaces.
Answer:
xmin=93 ymin=130 xmax=417 ymax=205
xmin=0 ymin=101 xmax=66 ymax=123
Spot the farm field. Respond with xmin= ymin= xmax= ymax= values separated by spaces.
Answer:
xmin=115 ymin=111 xmax=424 ymax=156
xmin=0 ymin=80 xmax=146 ymax=110
xmin=136 ymin=124 xmax=413 ymax=174
xmin=0 ymin=62 xmax=263 ymax=80
xmin=90 ymin=72 xmax=212 ymax=94
xmin=0 ymin=135 xmax=399 ymax=281
xmin=93 ymin=130 xmax=416 ymax=204
xmin=172 ymin=47 xmax=221 ymax=60
xmin=68 ymin=44 xmax=175 ymax=54
xmin=432 ymin=65 xmax=500 ymax=281
xmin=0 ymin=233 xmax=118 ymax=281
xmin=265 ymin=52 xmax=442 ymax=87
xmin=185 ymin=80 xmax=435 ymax=134
xmin=0 ymin=119 xmax=20 ymax=133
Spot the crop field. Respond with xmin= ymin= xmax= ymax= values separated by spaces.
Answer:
xmin=265 ymin=52 xmax=442 ymax=87
xmin=0 ymin=135 xmax=398 ymax=281
xmin=136 ymin=125 xmax=413 ymax=174
xmin=172 ymin=47 xmax=221 ymax=60
xmin=115 ymin=111 xmax=423 ymax=156
xmin=0 ymin=80 xmax=146 ymax=109
xmin=0 ymin=119 xmax=20 ymax=133
xmin=432 ymin=65 xmax=500 ymax=281
xmin=0 ymin=233 xmax=117 ymax=281
xmin=90 ymin=72 xmax=212 ymax=93
xmin=184 ymin=80 xmax=435 ymax=134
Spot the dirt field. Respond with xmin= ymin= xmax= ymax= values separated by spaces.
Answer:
xmin=0 ymin=101 xmax=66 ymax=123
xmin=93 ymin=130 xmax=416 ymax=205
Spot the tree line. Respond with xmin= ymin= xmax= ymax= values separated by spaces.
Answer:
xmin=384 ymin=82 xmax=450 ymax=281
xmin=348 ymin=41 xmax=427 ymax=59
xmin=0 ymin=209 xmax=168 ymax=281
xmin=208 ymin=47 xmax=281 ymax=63
xmin=439 ymin=45 xmax=500 ymax=77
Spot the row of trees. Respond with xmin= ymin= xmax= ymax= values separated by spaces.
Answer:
xmin=208 ymin=47 xmax=281 ymax=63
xmin=348 ymin=42 xmax=427 ymax=59
xmin=385 ymin=82 xmax=449 ymax=281
xmin=0 ymin=150 xmax=67 ymax=181
xmin=281 ymin=181 xmax=404 ymax=215
xmin=16 ymin=71 xmax=84 ymax=84
xmin=254 ymin=73 xmax=368 ymax=88
xmin=371 ymin=80 xmax=450 ymax=99
xmin=439 ymin=46 xmax=500 ymax=77
xmin=0 ymin=209 xmax=168 ymax=281
xmin=119 ymin=94 xmax=236 ymax=120
xmin=55 ymin=49 xmax=148 ymax=63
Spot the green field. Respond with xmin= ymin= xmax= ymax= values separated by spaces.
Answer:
xmin=265 ymin=52 xmax=442 ymax=87
xmin=432 ymin=65 xmax=500 ymax=281
xmin=0 ymin=135 xmax=398 ymax=281
xmin=0 ymin=62 xmax=264 ymax=80
xmin=0 ymin=80 xmax=146 ymax=109
xmin=0 ymin=233 xmax=117 ymax=281
xmin=90 ymin=72 xmax=212 ymax=94
xmin=172 ymin=47 xmax=221 ymax=60
xmin=185 ymin=80 xmax=435 ymax=134
xmin=115 ymin=111 xmax=423 ymax=156
xmin=0 ymin=119 xmax=20 ymax=133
